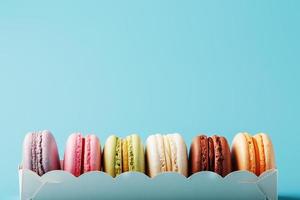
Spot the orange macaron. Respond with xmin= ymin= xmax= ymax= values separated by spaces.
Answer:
xmin=231 ymin=132 xmax=276 ymax=176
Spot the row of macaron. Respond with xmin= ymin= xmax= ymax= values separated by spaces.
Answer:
xmin=22 ymin=131 xmax=276 ymax=178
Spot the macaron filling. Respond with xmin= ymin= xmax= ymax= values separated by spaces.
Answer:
xmin=156 ymin=135 xmax=167 ymax=172
xmin=31 ymin=133 xmax=45 ymax=176
xmin=168 ymin=136 xmax=178 ymax=172
xmin=255 ymin=134 xmax=266 ymax=174
xmin=122 ymin=139 xmax=129 ymax=172
xmin=83 ymin=137 xmax=90 ymax=172
xmin=163 ymin=136 xmax=172 ymax=171
xmin=114 ymin=138 xmax=122 ymax=176
xmin=127 ymin=137 xmax=135 ymax=171
xmin=31 ymin=133 xmax=38 ymax=173
xmin=244 ymin=133 xmax=256 ymax=174
xmin=208 ymin=137 xmax=214 ymax=171
xmin=75 ymin=134 xmax=83 ymax=177
xmin=213 ymin=136 xmax=224 ymax=175
xmin=200 ymin=136 xmax=208 ymax=171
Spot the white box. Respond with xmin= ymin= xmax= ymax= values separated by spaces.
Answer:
xmin=19 ymin=168 xmax=277 ymax=200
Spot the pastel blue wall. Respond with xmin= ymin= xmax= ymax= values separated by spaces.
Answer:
xmin=0 ymin=0 xmax=299 ymax=199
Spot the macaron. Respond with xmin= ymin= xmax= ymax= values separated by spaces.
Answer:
xmin=22 ymin=130 xmax=61 ymax=176
xmin=103 ymin=134 xmax=145 ymax=177
xmin=231 ymin=132 xmax=276 ymax=175
xmin=145 ymin=133 xmax=188 ymax=177
xmin=189 ymin=135 xmax=232 ymax=177
xmin=63 ymin=133 xmax=101 ymax=177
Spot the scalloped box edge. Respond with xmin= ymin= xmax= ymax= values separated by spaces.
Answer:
xmin=19 ymin=168 xmax=278 ymax=200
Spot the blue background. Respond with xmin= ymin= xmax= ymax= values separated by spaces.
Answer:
xmin=0 ymin=0 xmax=299 ymax=199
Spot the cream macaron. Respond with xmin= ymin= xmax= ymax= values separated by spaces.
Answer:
xmin=145 ymin=133 xmax=188 ymax=177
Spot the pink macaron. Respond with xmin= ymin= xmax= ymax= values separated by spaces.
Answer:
xmin=63 ymin=133 xmax=101 ymax=177
xmin=22 ymin=130 xmax=61 ymax=176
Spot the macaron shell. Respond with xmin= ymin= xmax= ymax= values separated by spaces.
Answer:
xmin=220 ymin=136 xmax=232 ymax=176
xmin=261 ymin=133 xmax=276 ymax=170
xmin=231 ymin=133 xmax=250 ymax=171
xmin=130 ymin=134 xmax=145 ymax=173
xmin=138 ymin=136 xmax=145 ymax=173
xmin=103 ymin=135 xmax=118 ymax=177
xmin=211 ymin=135 xmax=232 ymax=177
xmin=168 ymin=133 xmax=188 ymax=177
xmin=83 ymin=135 xmax=101 ymax=173
xmin=145 ymin=134 xmax=162 ymax=177
xmin=189 ymin=135 xmax=209 ymax=174
xmin=22 ymin=133 xmax=33 ymax=171
xmin=254 ymin=133 xmax=276 ymax=174
xmin=63 ymin=133 xmax=83 ymax=177
xmin=41 ymin=130 xmax=61 ymax=173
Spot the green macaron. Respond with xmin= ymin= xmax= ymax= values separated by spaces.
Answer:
xmin=103 ymin=134 xmax=145 ymax=177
